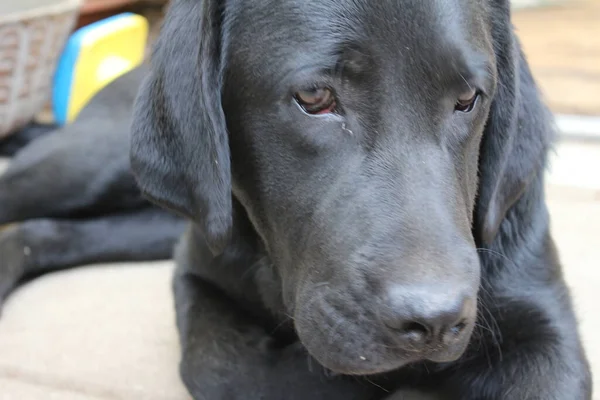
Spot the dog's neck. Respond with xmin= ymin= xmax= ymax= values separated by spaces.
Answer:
xmin=182 ymin=199 xmax=291 ymax=334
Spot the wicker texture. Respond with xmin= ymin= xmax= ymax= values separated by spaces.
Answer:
xmin=0 ymin=6 xmax=79 ymax=138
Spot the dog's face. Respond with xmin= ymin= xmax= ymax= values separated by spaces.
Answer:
xmin=224 ymin=0 xmax=494 ymax=373
xmin=132 ymin=0 xmax=540 ymax=375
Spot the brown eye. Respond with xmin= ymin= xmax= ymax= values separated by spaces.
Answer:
xmin=295 ymin=87 xmax=336 ymax=114
xmin=455 ymin=88 xmax=479 ymax=113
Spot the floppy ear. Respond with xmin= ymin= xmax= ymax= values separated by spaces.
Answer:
xmin=130 ymin=0 xmax=232 ymax=253
xmin=475 ymin=1 xmax=552 ymax=246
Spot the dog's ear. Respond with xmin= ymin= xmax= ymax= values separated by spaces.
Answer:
xmin=130 ymin=0 xmax=231 ymax=253
xmin=475 ymin=1 xmax=552 ymax=246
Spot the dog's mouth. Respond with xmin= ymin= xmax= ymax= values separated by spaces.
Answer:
xmin=293 ymin=287 xmax=477 ymax=376
xmin=299 ymin=331 xmax=473 ymax=376
xmin=297 ymin=326 xmax=475 ymax=376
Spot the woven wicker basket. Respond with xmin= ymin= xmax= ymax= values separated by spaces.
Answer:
xmin=0 ymin=0 xmax=83 ymax=138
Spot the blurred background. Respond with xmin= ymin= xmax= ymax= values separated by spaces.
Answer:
xmin=0 ymin=0 xmax=599 ymax=399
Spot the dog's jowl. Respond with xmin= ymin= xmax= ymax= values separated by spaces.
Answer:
xmin=126 ymin=0 xmax=592 ymax=399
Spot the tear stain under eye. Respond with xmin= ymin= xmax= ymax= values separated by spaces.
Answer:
xmin=342 ymin=122 xmax=353 ymax=135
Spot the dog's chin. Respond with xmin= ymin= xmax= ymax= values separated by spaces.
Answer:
xmin=292 ymin=291 xmax=474 ymax=376
xmin=305 ymin=346 xmax=469 ymax=377
xmin=307 ymin=347 xmax=416 ymax=376
xmin=296 ymin=326 xmax=471 ymax=376
xmin=295 ymin=326 xmax=417 ymax=376
xmin=321 ymin=358 xmax=414 ymax=377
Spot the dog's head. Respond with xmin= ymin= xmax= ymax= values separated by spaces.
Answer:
xmin=131 ymin=0 xmax=549 ymax=375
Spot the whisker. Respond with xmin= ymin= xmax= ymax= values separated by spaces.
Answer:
xmin=458 ymin=72 xmax=473 ymax=90
xmin=284 ymin=312 xmax=295 ymax=321
xmin=270 ymin=315 xmax=293 ymax=335
xmin=476 ymin=247 xmax=520 ymax=271
xmin=363 ymin=376 xmax=389 ymax=393
xmin=465 ymin=256 xmax=507 ymax=368
xmin=423 ymin=362 xmax=430 ymax=375
xmin=241 ymin=256 xmax=270 ymax=281
xmin=476 ymin=301 xmax=504 ymax=364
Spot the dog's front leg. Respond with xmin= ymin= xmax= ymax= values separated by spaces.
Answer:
xmin=0 ymin=210 xmax=184 ymax=309
xmin=173 ymin=269 xmax=384 ymax=400
xmin=440 ymin=294 xmax=592 ymax=400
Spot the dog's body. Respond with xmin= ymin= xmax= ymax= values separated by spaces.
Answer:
xmin=0 ymin=0 xmax=592 ymax=399
xmin=0 ymin=65 xmax=185 ymax=298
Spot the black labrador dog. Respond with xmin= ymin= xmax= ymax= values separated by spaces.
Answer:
xmin=0 ymin=0 xmax=592 ymax=399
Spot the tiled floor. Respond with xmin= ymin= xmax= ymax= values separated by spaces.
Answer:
xmin=514 ymin=0 xmax=600 ymax=115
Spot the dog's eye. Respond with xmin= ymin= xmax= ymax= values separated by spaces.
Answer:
xmin=295 ymin=87 xmax=336 ymax=115
xmin=454 ymin=89 xmax=479 ymax=113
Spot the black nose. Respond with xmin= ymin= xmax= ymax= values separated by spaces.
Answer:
xmin=381 ymin=284 xmax=476 ymax=355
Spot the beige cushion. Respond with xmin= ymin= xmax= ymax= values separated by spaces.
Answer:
xmin=0 ymin=262 xmax=191 ymax=400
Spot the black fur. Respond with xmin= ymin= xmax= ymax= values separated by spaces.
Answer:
xmin=0 ymin=0 xmax=592 ymax=399
xmin=0 ymin=123 xmax=58 ymax=157
xmin=0 ymin=66 xmax=186 ymax=306
xmin=130 ymin=0 xmax=232 ymax=254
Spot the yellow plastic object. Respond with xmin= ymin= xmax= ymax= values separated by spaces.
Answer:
xmin=52 ymin=13 xmax=149 ymax=124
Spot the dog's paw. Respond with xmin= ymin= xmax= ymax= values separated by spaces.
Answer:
xmin=0 ymin=224 xmax=29 ymax=312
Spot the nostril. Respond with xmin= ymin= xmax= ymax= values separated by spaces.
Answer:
xmin=441 ymin=320 xmax=470 ymax=346
xmin=401 ymin=321 xmax=429 ymax=335
xmin=450 ymin=321 xmax=467 ymax=336
xmin=382 ymin=284 xmax=476 ymax=352
xmin=397 ymin=321 xmax=431 ymax=345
